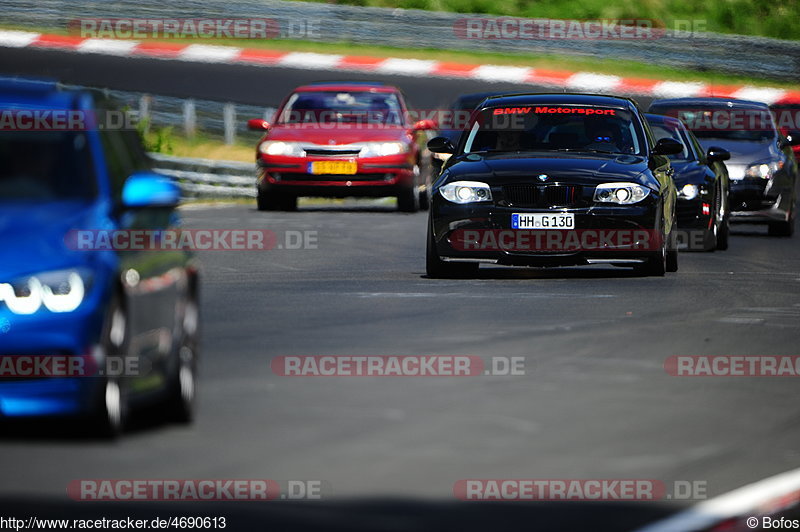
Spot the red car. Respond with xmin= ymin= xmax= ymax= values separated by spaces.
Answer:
xmin=247 ymin=82 xmax=436 ymax=212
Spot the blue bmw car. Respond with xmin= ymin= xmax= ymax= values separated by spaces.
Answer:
xmin=0 ymin=78 xmax=200 ymax=437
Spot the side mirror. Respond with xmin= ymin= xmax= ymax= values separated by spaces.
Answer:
xmin=247 ymin=118 xmax=270 ymax=131
xmin=652 ymin=138 xmax=683 ymax=156
xmin=122 ymin=171 xmax=181 ymax=209
xmin=780 ymin=134 xmax=800 ymax=148
xmin=427 ymin=136 xmax=456 ymax=154
xmin=706 ymin=146 xmax=731 ymax=162
xmin=413 ymin=119 xmax=437 ymax=131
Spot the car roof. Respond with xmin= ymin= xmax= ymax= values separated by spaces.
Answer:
xmin=644 ymin=112 xmax=686 ymax=128
xmin=0 ymin=77 xmax=83 ymax=109
xmin=649 ymin=97 xmax=769 ymax=110
xmin=294 ymin=82 xmax=399 ymax=93
xmin=480 ymin=93 xmax=639 ymax=111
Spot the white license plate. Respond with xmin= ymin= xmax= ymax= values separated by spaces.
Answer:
xmin=512 ymin=213 xmax=575 ymax=229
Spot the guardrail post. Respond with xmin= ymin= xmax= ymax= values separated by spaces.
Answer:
xmin=183 ymin=99 xmax=197 ymax=138
xmin=223 ymin=103 xmax=236 ymax=145
xmin=139 ymin=94 xmax=151 ymax=134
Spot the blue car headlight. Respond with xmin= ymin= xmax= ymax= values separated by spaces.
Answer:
xmin=0 ymin=268 xmax=91 ymax=315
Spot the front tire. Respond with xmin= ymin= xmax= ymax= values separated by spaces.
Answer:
xmin=398 ymin=185 xmax=420 ymax=213
xmin=636 ymin=229 xmax=667 ymax=277
xmin=715 ymin=185 xmax=730 ymax=250
xmin=426 ymin=221 xmax=478 ymax=278
xmin=165 ymin=296 xmax=199 ymax=424
xmin=91 ymin=296 xmax=130 ymax=438
xmin=768 ymin=214 xmax=794 ymax=237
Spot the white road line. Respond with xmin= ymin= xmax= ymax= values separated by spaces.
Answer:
xmin=77 ymin=39 xmax=138 ymax=56
xmin=733 ymin=86 xmax=787 ymax=104
xmin=178 ymin=44 xmax=242 ymax=63
xmin=375 ymin=58 xmax=437 ymax=75
xmin=633 ymin=467 xmax=800 ymax=532
xmin=566 ymin=72 xmax=622 ymax=93
xmin=652 ymin=81 xmax=707 ymax=98
xmin=470 ymin=64 xmax=532 ymax=83
xmin=278 ymin=52 xmax=344 ymax=70
xmin=0 ymin=30 xmax=40 ymax=48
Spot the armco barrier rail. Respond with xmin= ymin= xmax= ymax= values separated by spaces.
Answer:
xmin=149 ymin=153 xmax=256 ymax=198
xmin=3 ymin=0 xmax=800 ymax=81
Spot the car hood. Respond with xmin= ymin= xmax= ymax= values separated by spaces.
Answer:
xmin=694 ymin=138 xmax=780 ymax=165
xmin=0 ymin=201 xmax=110 ymax=279
xmin=443 ymin=153 xmax=653 ymax=187
xmin=264 ymin=124 xmax=412 ymax=145
xmin=669 ymin=161 xmax=708 ymax=187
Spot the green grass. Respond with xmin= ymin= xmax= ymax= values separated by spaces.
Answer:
xmin=296 ymin=0 xmax=800 ymax=40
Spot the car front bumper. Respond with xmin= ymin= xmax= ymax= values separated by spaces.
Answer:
xmin=0 ymin=287 xmax=108 ymax=418
xmin=430 ymin=198 xmax=664 ymax=267
xmin=729 ymin=176 xmax=794 ymax=223
xmin=257 ymin=154 xmax=417 ymax=197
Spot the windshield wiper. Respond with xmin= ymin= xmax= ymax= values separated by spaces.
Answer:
xmin=552 ymin=148 xmax=620 ymax=155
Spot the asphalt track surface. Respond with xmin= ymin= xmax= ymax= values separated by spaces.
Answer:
xmin=1 ymin=48 xmax=800 ymax=531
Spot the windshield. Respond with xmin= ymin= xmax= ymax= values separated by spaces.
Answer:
xmin=277 ymin=90 xmax=404 ymax=126
xmin=0 ymin=131 xmax=96 ymax=201
xmin=463 ymin=105 xmax=644 ymax=156
xmin=650 ymin=105 xmax=777 ymax=142
xmin=648 ymin=122 xmax=692 ymax=161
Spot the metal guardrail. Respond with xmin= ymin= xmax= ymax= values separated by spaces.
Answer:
xmin=3 ymin=0 xmax=800 ymax=81
xmin=149 ymin=153 xmax=256 ymax=198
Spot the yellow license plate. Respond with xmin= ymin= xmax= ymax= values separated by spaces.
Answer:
xmin=309 ymin=161 xmax=357 ymax=175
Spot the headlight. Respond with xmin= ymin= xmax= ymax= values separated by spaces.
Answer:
xmin=593 ymin=183 xmax=651 ymax=205
xmin=359 ymin=142 xmax=408 ymax=158
xmin=679 ymin=184 xmax=699 ymax=200
xmin=258 ymin=141 xmax=305 ymax=157
xmin=0 ymin=269 xmax=89 ymax=315
xmin=745 ymin=160 xmax=784 ymax=179
xmin=440 ymin=181 xmax=493 ymax=204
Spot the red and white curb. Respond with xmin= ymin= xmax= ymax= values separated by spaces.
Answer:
xmin=633 ymin=467 xmax=800 ymax=532
xmin=2 ymin=29 xmax=799 ymax=104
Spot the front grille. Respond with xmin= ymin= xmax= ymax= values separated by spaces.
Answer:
xmin=502 ymin=185 xmax=583 ymax=208
xmin=729 ymin=181 xmax=771 ymax=211
xmin=303 ymin=149 xmax=362 ymax=157
xmin=676 ymin=201 xmax=699 ymax=219
xmin=274 ymin=173 xmax=391 ymax=182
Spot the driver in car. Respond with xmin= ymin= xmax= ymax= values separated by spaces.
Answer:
xmin=584 ymin=125 xmax=621 ymax=152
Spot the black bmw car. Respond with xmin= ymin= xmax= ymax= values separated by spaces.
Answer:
xmin=648 ymin=98 xmax=798 ymax=237
xmin=645 ymin=113 xmax=731 ymax=251
xmin=426 ymin=93 xmax=682 ymax=278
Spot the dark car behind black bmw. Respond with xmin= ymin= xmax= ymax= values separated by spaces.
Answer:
xmin=648 ymin=97 xmax=798 ymax=236
xmin=645 ymin=113 xmax=731 ymax=251
xmin=426 ymin=93 xmax=681 ymax=278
